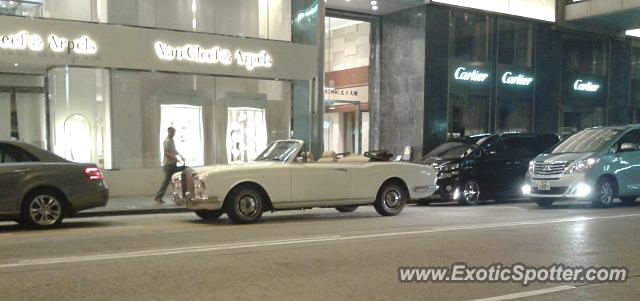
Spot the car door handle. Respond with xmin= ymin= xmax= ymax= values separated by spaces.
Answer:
xmin=332 ymin=168 xmax=348 ymax=172
xmin=13 ymin=168 xmax=29 ymax=174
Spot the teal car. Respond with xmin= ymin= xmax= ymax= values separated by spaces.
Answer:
xmin=523 ymin=125 xmax=640 ymax=208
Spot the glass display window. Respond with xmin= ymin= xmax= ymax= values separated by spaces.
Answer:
xmin=159 ymin=104 xmax=205 ymax=167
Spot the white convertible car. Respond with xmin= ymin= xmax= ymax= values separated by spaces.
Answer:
xmin=172 ymin=140 xmax=437 ymax=223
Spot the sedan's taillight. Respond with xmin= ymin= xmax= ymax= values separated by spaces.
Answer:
xmin=84 ymin=167 xmax=104 ymax=180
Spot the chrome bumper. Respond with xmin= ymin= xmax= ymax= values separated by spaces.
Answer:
xmin=171 ymin=175 xmax=223 ymax=210
xmin=173 ymin=195 xmax=224 ymax=210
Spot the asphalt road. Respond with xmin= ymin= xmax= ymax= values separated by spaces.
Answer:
xmin=1 ymin=201 xmax=639 ymax=301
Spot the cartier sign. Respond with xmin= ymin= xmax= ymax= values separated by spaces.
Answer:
xmin=453 ymin=67 xmax=489 ymax=82
xmin=573 ymin=80 xmax=600 ymax=92
xmin=501 ymin=72 xmax=533 ymax=86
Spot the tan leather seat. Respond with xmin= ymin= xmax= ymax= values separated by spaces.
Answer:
xmin=317 ymin=151 xmax=337 ymax=163
xmin=338 ymin=155 xmax=370 ymax=163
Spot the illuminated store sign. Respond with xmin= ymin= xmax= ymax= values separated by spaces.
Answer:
xmin=573 ymin=80 xmax=600 ymax=92
xmin=0 ymin=31 xmax=97 ymax=55
xmin=154 ymin=41 xmax=273 ymax=71
xmin=501 ymin=72 xmax=533 ymax=86
xmin=454 ymin=67 xmax=489 ymax=82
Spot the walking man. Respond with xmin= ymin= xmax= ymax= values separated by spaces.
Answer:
xmin=155 ymin=126 xmax=182 ymax=204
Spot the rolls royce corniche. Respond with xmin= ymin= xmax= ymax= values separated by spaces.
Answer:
xmin=172 ymin=140 xmax=437 ymax=223
xmin=0 ymin=141 xmax=109 ymax=228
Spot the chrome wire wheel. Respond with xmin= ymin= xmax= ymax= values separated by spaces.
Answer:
xmin=461 ymin=181 xmax=481 ymax=205
xmin=374 ymin=182 xmax=406 ymax=216
xmin=383 ymin=188 xmax=402 ymax=211
xmin=225 ymin=187 xmax=265 ymax=224
xmin=237 ymin=192 xmax=260 ymax=218
xmin=28 ymin=194 xmax=63 ymax=226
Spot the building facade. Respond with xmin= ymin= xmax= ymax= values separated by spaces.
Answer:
xmin=0 ymin=0 xmax=324 ymax=197
xmin=372 ymin=0 xmax=640 ymax=155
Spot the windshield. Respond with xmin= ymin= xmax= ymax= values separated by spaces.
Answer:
xmin=424 ymin=142 xmax=473 ymax=160
xmin=550 ymin=129 xmax=621 ymax=154
xmin=254 ymin=141 xmax=302 ymax=162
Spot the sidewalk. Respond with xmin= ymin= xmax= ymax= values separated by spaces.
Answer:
xmin=74 ymin=196 xmax=190 ymax=218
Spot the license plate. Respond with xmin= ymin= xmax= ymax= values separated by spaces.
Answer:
xmin=536 ymin=180 xmax=551 ymax=191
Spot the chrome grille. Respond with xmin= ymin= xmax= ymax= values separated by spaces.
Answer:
xmin=533 ymin=161 xmax=569 ymax=175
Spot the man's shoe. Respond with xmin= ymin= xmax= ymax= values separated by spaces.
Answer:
xmin=154 ymin=198 xmax=165 ymax=204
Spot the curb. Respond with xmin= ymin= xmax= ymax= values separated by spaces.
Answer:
xmin=73 ymin=207 xmax=190 ymax=218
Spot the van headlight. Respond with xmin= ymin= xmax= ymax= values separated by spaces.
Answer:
xmin=564 ymin=158 xmax=599 ymax=174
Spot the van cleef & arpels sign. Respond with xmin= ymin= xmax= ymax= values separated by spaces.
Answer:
xmin=154 ymin=41 xmax=273 ymax=71
xmin=0 ymin=31 xmax=97 ymax=55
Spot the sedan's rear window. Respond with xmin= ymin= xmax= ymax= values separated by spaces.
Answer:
xmin=0 ymin=143 xmax=40 ymax=163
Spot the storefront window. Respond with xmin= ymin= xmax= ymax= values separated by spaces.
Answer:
xmin=0 ymin=0 xmax=292 ymax=41
xmin=498 ymin=19 xmax=533 ymax=67
xmin=631 ymin=46 xmax=640 ymax=123
xmin=496 ymin=19 xmax=535 ymax=133
xmin=106 ymin=0 xmax=291 ymax=41
xmin=49 ymin=67 xmax=111 ymax=168
xmin=449 ymin=94 xmax=490 ymax=137
xmin=452 ymin=12 xmax=490 ymax=62
xmin=109 ymin=70 xmax=291 ymax=169
xmin=563 ymin=37 xmax=608 ymax=75
xmin=632 ymin=47 xmax=640 ymax=79
xmin=497 ymin=97 xmax=532 ymax=133
xmin=562 ymin=36 xmax=608 ymax=136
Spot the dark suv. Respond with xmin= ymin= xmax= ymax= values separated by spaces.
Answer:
xmin=422 ymin=133 xmax=559 ymax=205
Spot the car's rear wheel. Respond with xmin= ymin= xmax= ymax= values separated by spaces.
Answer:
xmin=592 ymin=178 xmax=615 ymax=208
xmin=458 ymin=181 xmax=481 ymax=206
xmin=335 ymin=205 xmax=358 ymax=213
xmin=195 ymin=209 xmax=224 ymax=220
xmin=224 ymin=186 xmax=265 ymax=224
xmin=535 ymin=199 xmax=554 ymax=208
xmin=620 ymin=196 xmax=637 ymax=205
xmin=20 ymin=189 xmax=66 ymax=228
xmin=374 ymin=181 xmax=407 ymax=216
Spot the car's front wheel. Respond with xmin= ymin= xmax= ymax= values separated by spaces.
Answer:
xmin=224 ymin=186 xmax=265 ymax=224
xmin=195 ymin=209 xmax=224 ymax=220
xmin=458 ymin=181 xmax=482 ymax=206
xmin=374 ymin=181 xmax=407 ymax=216
xmin=591 ymin=178 xmax=615 ymax=208
xmin=335 ymin=206 xmax=358 ymax=213
xmin=20 ymin=189 xmax=66 ymax=228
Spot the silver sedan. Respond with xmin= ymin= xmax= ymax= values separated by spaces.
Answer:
xmin=0 ymin=141 xmax=109 ymax=228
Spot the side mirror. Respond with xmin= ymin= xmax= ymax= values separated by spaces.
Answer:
xmin=620 ymin=143 xmax=639 ymax=153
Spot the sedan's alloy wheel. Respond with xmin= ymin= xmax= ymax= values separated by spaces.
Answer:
xmin=29 ymin=194 xmax=63 ymax=226
xmin=461 ymin=181 xmax=481 ymax=205
xmin=599 ymin=182 xmax=613 ymax=206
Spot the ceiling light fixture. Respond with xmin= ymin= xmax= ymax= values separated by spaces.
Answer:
xmin=372 ymin=5 xmax=378 ymax=10
xmin=370 ymin=1 xmax=377 ymax=5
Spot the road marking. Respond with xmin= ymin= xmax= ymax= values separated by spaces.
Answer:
xmin=1 ymin=213 xmax=639 ymax=269
xmin=0 ymin=225 xmax=145 ymax=239
xmin=465 ymin=285 xmax=576 ymax=301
